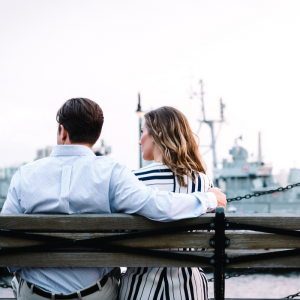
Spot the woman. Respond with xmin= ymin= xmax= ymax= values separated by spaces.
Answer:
xmin=119 ymin=106 xmax=214 ymax=300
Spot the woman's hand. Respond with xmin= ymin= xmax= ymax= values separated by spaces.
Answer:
xmin=207 ymin=187 xmax=227 ymax=211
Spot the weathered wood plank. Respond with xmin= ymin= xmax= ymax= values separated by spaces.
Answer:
xmin=227 ymin=232 xmax=300 ymax=249
xmin=0 ymin=232 xmax=299 ymax=249
xmin=0 ymin=250 xmax=299 ymax=268
xmin=0 ymin=214 xmax=213 ymax=231
xmin=0 ymin=232 xmax=214 ymax=248
xmin=1 ymin=213 xmax=300 ymax=231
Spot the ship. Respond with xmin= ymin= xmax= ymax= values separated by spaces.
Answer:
xmin=213 ymin=134 xmax=300 ymax=214
xmin=192 ymin=80 xmax=300 ymax=214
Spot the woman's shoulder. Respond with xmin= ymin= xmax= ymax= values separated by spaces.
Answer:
xmin=133 ymin=163 xmax=174 ymax=190
xmin=194 ymin=171 xmax=214 ymax=189
xmin=133 ymin=162 xmax=172 ymax=178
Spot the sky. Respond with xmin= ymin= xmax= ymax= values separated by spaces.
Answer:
xmin=1 ymin=0 xmax=300 ymax=178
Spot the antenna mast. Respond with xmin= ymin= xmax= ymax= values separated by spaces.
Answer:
xmin=194 ymin=80 xmax=225 ymax=186
xmin=258 ymin=131 xmax=262 ymax=166
xmin=200 ymin=80 xmax=206 ymax=121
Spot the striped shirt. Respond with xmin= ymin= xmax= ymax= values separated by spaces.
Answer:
xmin=119 ymin=162 xmax=214 ymax=300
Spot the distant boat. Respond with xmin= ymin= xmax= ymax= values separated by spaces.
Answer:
xmin=213 ymin=135 xmax=300 ymax=214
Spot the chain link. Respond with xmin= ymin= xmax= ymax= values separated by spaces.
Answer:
xmin=207 ymin=268 xmax=267 ymax=282
xmin=227 ymin=182 xmax=300 ymax=203
xmin=284 ymin=292 xmax=300 ymax=299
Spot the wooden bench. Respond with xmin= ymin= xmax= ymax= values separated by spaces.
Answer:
xmin=0 ymin=207 xmax=299 ymax=300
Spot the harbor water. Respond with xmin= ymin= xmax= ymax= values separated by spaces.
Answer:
xmin=206 ymin=270 xmax=300 ymax=299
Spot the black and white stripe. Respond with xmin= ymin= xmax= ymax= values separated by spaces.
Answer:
xmin=119 ymin=162 xmax=213 ymax=300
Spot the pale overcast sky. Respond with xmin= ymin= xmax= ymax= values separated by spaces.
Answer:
xmin=1 ymin=0 xmax=300 ymax=177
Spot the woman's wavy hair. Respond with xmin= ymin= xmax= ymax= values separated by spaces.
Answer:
xmin=144 ymin=106 xmax=206 ymax=187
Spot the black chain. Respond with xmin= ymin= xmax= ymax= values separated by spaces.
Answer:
xmin=285 ymin=292 xmax=300 ymax=299
xmin=207 ymin=267 xmax=267 ymax=282
xmin=227 ymin=182 xmax=300 ymax=203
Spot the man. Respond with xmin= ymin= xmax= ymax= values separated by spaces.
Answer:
xmin=2 ymin=98 xmax=226 ymax=300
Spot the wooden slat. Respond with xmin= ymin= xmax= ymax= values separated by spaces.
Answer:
xmin=0 ymin=232 xmax=213 ymax=248
xmin=0 ymin=250 xmax=299 ymax=268
xmin=0 ymin=232 xmax=300 ymax=249
xmin=227 ymin=232 xmax=300 ymax=249
xmin=0 ymin=214 xmax=213 ymax=231
xmin=1 ymin=213 xmax=300 ymax=231
xmin=226 ymin=214 xmax=300 ymax=230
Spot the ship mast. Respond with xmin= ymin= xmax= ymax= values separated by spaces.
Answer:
xmin=194 ymin=80 xmax=225 ymax=185
xmin=258 ymin=131 xmax=262 ymax=166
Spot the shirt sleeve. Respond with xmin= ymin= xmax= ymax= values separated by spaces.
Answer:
xmin=1 ymin=169 xmax=23 ymax=273
xmin=205 ymin=176 xmax=216 ymax=212
xmin=109 ymin=163 xmax=217 ymax=222
xmin=1 ymin=169 xmax=22 ymax=214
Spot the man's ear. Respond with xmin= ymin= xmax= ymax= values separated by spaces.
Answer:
xmin=60 ymin=125 xmax=68 ymax=142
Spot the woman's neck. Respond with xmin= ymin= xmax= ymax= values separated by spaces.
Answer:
xmin=153 ymin=152 xmax=163 ymax=163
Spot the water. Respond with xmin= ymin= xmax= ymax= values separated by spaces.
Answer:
xmin=0 ymin=276 xmax=13 ymax=298
xmin=206 ymin=270 xmax=300 ymax=299
xmin=1 ymin=272 xmax=300 ymax=298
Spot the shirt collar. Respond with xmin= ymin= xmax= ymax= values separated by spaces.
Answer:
xmin=50 ymin=145 xmax=96 ymax=157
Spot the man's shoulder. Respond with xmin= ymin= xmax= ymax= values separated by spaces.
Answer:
xmin=18 ymin=155 xmax=127 ymax=178
xmin=93 ymin=156 xmax=124 ymax=168
xmin=20 ymin=157 xmax=52 ymax=171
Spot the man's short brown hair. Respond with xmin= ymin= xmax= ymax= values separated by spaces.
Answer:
xmin=56 ymin=98 xmax=104 ymax=145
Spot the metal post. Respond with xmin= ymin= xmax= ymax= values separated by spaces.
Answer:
xmin=209 ymin=121 xmax=219 ymax=187
xmin=200 ymin=80 xmax=206 ymax=121
xmin=210 ymin=207 xmax=227 ymax=300
xmin=136 ymin=93 xmax=143 ymax=169
xmin=139 ymin=117 xmax=142 ymax=168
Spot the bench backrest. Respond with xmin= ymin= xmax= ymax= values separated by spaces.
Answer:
xmin=0 ymin=213 xmax=299 ymax=268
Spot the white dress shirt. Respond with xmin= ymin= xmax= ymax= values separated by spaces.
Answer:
xmin=2 ymin=145 xmax=217 ymax=294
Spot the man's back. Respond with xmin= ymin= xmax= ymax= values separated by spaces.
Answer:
xmin=11 ymin=146 xmax=114 ymax=215
xmin=3 ymin=145 xmax=119 ymax=293
xmin=3 ymin=145 xmax=219 ymax=293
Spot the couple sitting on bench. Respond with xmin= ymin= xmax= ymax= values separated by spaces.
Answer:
xmin=2 ymin=98 xmax=226 ymax=300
